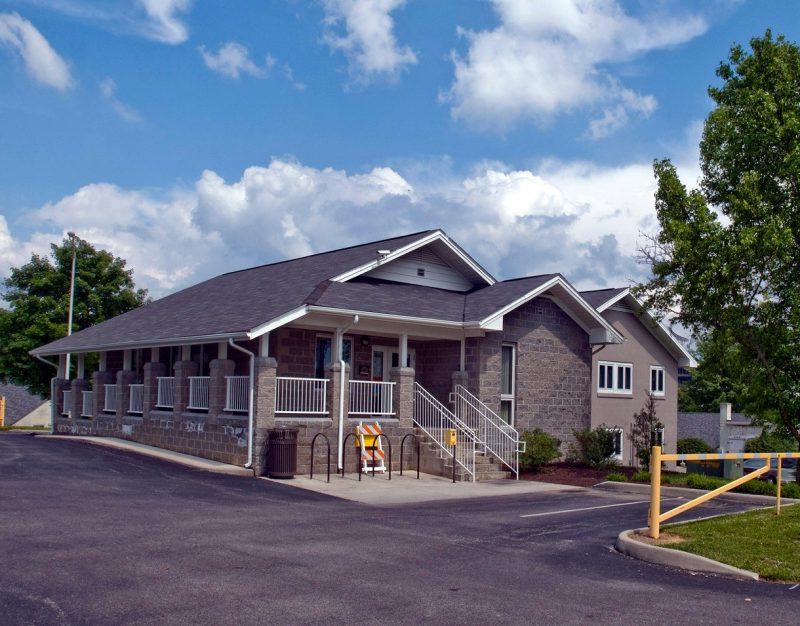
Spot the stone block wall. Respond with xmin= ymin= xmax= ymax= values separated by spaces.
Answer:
xmin=413 ymin=340 xmax=460 ymax=405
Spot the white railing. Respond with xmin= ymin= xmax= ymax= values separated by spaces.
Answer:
xmin=413 ymin=382 xmax=476 ymax=481
xmin=451 ymin=384 xmax=524 ymax=478
xmin=188 ymin=376 xmax=211 ymax=410
xmin=129 ymin=384 xmax=144 ymax=414
xmin=156 ymin=377 xmax=175 ymax=409
xmin=349 ymin=380 xmax=395 ymax=415
xmin=81 ymin=391 xmax=93 ymax=417
xmin=225 ymin=375 xmax=249 ymax=412
xmin=275 ymin=377 xmax=328 ymax=415
xmin=62 ymin=390 xmax=72 ymax=416
xmin=104 ymin=384 xmax=117 ymax=413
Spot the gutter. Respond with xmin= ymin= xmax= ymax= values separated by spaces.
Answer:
xmin=228 ymin=339 xmax=256 ymax=472
xmin=337 ymin=315 xmax=359 ymax=470
xmin=35 ymin=354 xmax=60 ymax=435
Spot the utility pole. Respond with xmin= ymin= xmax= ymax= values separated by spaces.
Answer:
xmin=64 ymin=236 xmax=77 ymax=378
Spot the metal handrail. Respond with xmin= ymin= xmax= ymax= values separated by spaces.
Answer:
xmin=309 ymin=433 xmax=331 ymax=483
xmin=224 ymin=375 xmax=249 ymax=412
xmin=349 ymin=380 xmax=395 ymax=415
xmin=129 ymin=384 xmax=144 ymax=414
xmin=81 ymin=390 xmax=93 ymax=417
xmin=103 ymin=384 xmax=117 ymax=413
xmin=275 ymin=376 xmax=328 ymax=415
xmin=156 ymin=376 xmax=175 ymax=409
xmin=452 ymin=384 xmax=522 ymax=478
xmin=413 ymin=382 xmax=476 ymax=481
xmin=400 ymin=433 xmax=420 ymax=479
xmin=187 ymin=376 xmax=210 ymax=410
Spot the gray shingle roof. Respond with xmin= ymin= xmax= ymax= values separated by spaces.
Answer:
xmin=32 ymin=230 xmax=438 ymax=354
xmin=579 ymin=287 xmax=628 ymax=309
xmin=463 ymin=275 xmax=557 ymax=321
xmin=0 ymin=383 xmax=47 ymax=425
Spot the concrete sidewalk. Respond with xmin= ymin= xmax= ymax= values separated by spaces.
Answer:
xmin=263 ymin=471 xmax=583 ymax=505
xmin=36 ymin=435 xmax=253 ymax=477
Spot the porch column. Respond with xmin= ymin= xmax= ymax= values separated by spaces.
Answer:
xmin=143 ymin=349 xmax=166 ymax=419
xmin=208 ymin=352 xmax=235 ymax=420
xmin=173 ymin=355 xmax=199 ymax=416
xmin=389 ymin=366 xmax=415 ymax=428
xmin=71 ymin=377 xmax=89 ymax=420
xmin=326 ymin=361 xmax=350 ymax=423
xmin=116 ymin=369 xmax=136 ymax=422
xmin=252 ymin=356 xmax=278 ymax=476
xmin=91 ymin=369 xmax=114 ymax=418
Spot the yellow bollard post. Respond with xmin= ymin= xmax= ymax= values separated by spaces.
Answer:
xmin=649 ymin=446 xmax=662 ymax=539
xmin=776 ymin=454 xmax=782 ymax=516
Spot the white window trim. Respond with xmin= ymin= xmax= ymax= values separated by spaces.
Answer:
xmin=597 ymin=360 xmax=633 ymax=395
xmin=650 ymin=365 xmax=665 ymax=397
xmin=501 ymin=343 xmax=516 ymax=425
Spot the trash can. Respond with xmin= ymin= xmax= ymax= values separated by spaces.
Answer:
xmin=266 ymin=428 xmax=299 ymax=479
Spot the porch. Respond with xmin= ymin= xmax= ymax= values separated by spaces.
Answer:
xmin=49 ymin=323 xmax=522 ymax=481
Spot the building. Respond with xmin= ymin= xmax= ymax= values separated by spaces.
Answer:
xmin=678 ymin=402 xmax=762 ymax=453
xmin=0 ymin=383 xmax=50 ymax=428
xmin=31 ymin=230 xmax=695 ymax=479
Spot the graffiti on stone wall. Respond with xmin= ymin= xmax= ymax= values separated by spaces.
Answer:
xmin=121 ymin=424 xmax=134 ymax=436
xmin=223 ymin=424 xmax=248 ymax=448
xmin=158 ymin=419 xmax=173 ymax=430
xmin=184 ymin=421 xmax=204 ymax=434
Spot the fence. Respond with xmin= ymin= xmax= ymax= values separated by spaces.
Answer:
xmin=129 ymin=384 xmax=144 ymax=414
xmin=103 ymin=385 xmax=117 ymax=413
xmin=225 ymin=375 xmax=249 ymax=412
xmin=62 ymin=390 xmax=72 ymax=416
xmin=81 ymin=391 xmax=93 ymax=417
xmin=188 ymin=376 xmax=210 ymax=410
xmin=349 ymin=380 xmax=395 ymax=415
xmin=156 ymin=377 xmax=174 ymax=409
xmin=275 ymin=377 xmax=328 ymax=415
xmin=647 ymin=446 xmax=800 ymax=538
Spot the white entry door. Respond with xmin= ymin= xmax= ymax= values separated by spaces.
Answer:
xmin=371 ymin=347 xmax=415 ymax=381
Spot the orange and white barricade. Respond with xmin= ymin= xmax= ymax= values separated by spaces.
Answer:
xmin=357 ymin=422 xmax=386 ymax=474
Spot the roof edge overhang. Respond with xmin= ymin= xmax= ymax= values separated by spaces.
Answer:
xmin=477 ymin=276 xmax=625 ymax=344
xmin=29 ymin=331 xmax=250 ymax=357
xmin=595 ymin=288 xmax=631 ymax=313
xmin=329 ymin=230 xmax=496 ymax=287
xmin=616 ymin=294 xmax=698 ymax=368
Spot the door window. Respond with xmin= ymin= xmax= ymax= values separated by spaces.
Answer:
xmin=315 ymin=337 xmax=352 ymax=378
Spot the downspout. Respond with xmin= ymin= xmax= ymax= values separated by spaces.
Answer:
xmin=337 ymin=315 xmax=359 ymax=470
xmin=228 ymin=339 xmax=255 ymax=472
xmin=35 ymin=354 xmax=60 ymax=435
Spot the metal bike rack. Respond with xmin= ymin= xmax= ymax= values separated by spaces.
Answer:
xmin=341 ymin=432 xmax=356 ymax=478
xmin=400 ymin=433 xmax=420 ymax=479
xmin=309 ymin=432 xmax=331 ymax=483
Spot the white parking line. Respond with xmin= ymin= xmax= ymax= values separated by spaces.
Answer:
xmin=520 ymin=498 xmax=680 ymax=518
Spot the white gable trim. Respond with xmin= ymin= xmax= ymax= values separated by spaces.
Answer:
xmin=595 ymin=288 xmax=631 ymax=313
xmin=330 ymin=230 xmax=496 ymax=286
xmin=476 ymin=276 xmax=624 ymax=344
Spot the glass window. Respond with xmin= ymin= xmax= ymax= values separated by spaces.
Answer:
xmin=611 ymin=429 xmax=623 ymax=459
xmin=650 ymin=366 xmax=665 ymax=396
xmin=500 ymin=399 xmax=514 ymax=424
xmin=598 ymin=361 xmax=632 ymax=394
xmin=315 ymin=337 xmax=352 ymax=378
xmin=501 ymin=345 xmax=514 ymax=396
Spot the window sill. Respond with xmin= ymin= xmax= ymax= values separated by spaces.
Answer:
xmin=596 ymin=392 xmax=633 ymax=399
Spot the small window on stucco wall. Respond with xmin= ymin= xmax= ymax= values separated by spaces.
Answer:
xmin=650 ymin=366 xmax=665 ymax=396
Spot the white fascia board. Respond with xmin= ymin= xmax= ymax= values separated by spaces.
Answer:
xmin=30 ymin=331 xmax=249 ymax=357
xmin=624 ymin=295 xmax=699 ymax=368
xmin=305 ymin=305 xmax=465 ymax=329
xmin=330 ymin=230 xmax=496 ymax=286
xmin=247 ymin=305 xmax=309 ymax=340
xmin=478 ymin=276 xmax=624 ymax=344
xmin=595 ymin=288 xmax=631 ymax=313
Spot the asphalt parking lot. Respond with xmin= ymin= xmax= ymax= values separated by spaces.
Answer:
xmin=1 ymin=434 xmax=798 ymax=625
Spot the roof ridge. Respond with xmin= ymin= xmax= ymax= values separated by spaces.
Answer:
xmin=492 ymin=273 xmax=558 ymax=284
xmin=579 ymin=286 xmax=628 ymax=294
xmin=220 ymin=229 xmax=437 ymax=277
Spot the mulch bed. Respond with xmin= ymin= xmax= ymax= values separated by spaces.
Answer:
xmin=521 ymin=462 xmax=638 ymax=487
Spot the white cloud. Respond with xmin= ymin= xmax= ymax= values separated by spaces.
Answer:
xmin=99 ymin=77 xmax=142 ymax=123
xmin=137 ymin=0 xmax=191 ymax=45
xmin=0 ymin=12 xmax=73 ymax=91
xmin=322 ymin=0 xmax=417 ymax=84
xmin=444 ymin=0 xmax=706 ymax=135
xmin=199 ymin=41 xmax=275 ymax=79
xmin=0 ymin=125 xmax=704 ymax=299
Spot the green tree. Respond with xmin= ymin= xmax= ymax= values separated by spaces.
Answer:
xmin=0 ymin=233 xmax=148 ymax=396
xmin=629 ymin=393 xmax=664 ymax=469
xmin=638 ymin=31 xmax=800 ymax=447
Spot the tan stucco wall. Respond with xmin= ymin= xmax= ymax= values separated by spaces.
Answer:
xmin=590 ymin=309 xmax=678 ymax=465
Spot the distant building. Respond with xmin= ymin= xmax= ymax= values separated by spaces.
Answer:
xmin=678 ymin=402 xmax=762 ymax=452
xmin=0 ymin=383 xmax=50 ymax=427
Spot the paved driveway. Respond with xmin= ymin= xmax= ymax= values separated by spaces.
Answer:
xmin=1 ymin=434 xmax=798 ymax=625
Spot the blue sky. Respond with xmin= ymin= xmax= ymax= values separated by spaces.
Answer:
xmin=1 ymin=1 xmax=798 ymax=298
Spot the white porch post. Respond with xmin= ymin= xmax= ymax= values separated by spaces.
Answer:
xmin=77 ymin=354 xmax=85 ymax=379
xmin=217 ymin=341 xmax=228 ymax=360
xmin=399 ymin=333 xmax=408 ymax=368
xmin=181 ymin=344 xmax=191 ymax=361
xmin=460 ymin=337 xmax=466 ymax=371
xmin=259 ymin=333 xmax=270 ymax=358
xmin=98 ymin=351 xmax=107 ymax=372
xmin=123 ymin=349 xmax=132 ymax=371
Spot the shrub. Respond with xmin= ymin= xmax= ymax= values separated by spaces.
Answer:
xmin=606 ymin=472 xmax=628 ymax=482
xmin=631 ymin=470 xmax=650 ymax=483
xmin=519 ymin=429 xmax=561 ymax=471
xmin=568 ymin=425 xmax=618 ymax=469
xmin=677 ymin=437 xmax=715 ymax=455
xmin=783 ymin=482 xmax=800 ymax=499
xmin=745 ymin=430 xmax=799 ymax=453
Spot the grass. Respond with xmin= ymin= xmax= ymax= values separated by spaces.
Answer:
xmin=663 ymin=504 xmax=800 ymax=582
xmin=630 ymin=470 xmax=800 ymax=500
xmin=605 ymin=472 xmax=628 ymax=482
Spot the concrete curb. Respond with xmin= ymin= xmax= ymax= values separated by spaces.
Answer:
xmin=594 ymin=480 xmax=799 ymax=506
xmin=615 ymin=528 xmax=759 ymax=581
xmin=36 ymin=435 xmax=253 ymax=477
